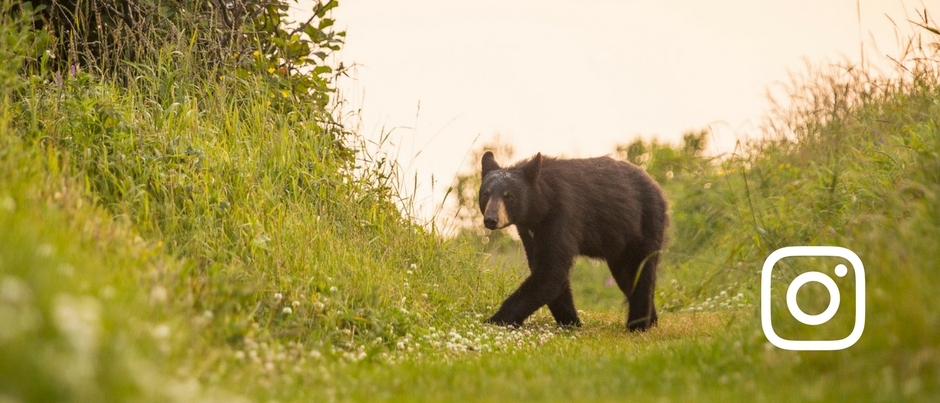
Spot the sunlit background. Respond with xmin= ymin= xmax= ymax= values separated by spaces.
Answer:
xmin=294 ymin=0 xmax=920 ymax=226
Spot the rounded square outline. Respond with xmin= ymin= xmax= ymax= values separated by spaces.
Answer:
xmin=761 ymin=246 xmax=865 ymax=351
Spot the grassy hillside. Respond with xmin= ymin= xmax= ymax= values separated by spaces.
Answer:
xmin=0 ymin=2 xmax=516 ymax=401
xmin=2 ymin=1 xmax=939 ymax=402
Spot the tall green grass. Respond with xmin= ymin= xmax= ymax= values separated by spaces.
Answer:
xmin=1 ymin=2 xmax=517 ymax=401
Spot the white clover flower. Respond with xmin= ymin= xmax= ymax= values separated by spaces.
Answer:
xmin=282 ymin=307 xmax=293 ymax=315
xmin=150 ymin=286 xmax=168 ymax=304
xmin=274 ymin=292 xmax=283 ymax=301
xmin=36 ymin=244 xmax=54 ymax=257
xmin=152 ymin=324 xmax=171 ymax=339
xmin=291 ymin=300 xmax=300 ymax=308
xmin=0 ymin=196 xmax=15 ymax=211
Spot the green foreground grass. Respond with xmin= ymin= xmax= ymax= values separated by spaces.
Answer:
xmin=2 ymin=2 xmax=940 ymax=402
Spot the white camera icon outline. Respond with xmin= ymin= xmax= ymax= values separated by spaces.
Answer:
xmin=761 ymin=246 xmax=866 ymax=351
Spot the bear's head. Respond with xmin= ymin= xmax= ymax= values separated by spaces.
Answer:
xmin=479 ymin=151 xmax=542 ymax=230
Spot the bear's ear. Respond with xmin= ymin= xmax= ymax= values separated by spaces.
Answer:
xmin=522 ymin=153 xmax=542 ymax=184
xmin=481 ymin=151 xmax=500 ymax=176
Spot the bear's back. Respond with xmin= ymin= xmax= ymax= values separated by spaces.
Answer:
xmin=535 ymin=156 xmax=666 ymax=257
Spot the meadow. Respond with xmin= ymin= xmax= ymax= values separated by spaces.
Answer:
xmin=0 ymin=1 xmax=938 ymax=402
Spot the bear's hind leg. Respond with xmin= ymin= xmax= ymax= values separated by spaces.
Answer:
xmin=610 ymin=249 xmax=659 ymax=332
xmin=547 ymin=281 xmax=581 ymax=327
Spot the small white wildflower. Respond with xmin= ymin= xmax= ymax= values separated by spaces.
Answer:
xmin=409 ymin=263 xmax=417 ymax=270
xmin=274 ymin=292 xmax=283 ymax=301
xmin=0 ymin=196 xmax=15 ymax=211
xmin=291 ymin=300 xmax=300 ymax=308
xmin=253 ymin=234 xmax=271 ymax=246
xmin=152 ymin=324 xmax=171 ymax=339
xmin=99 ymin=286 xmax=116 ymax=300
xmin=0 ymin=276 xmax=31 ymax=303
xmin=309 ymin=350 xmax=322 ymax=359
xmin=234 ymin=350 xmax=246 ymax=360
xmin=264 ymin=362 xmax=275 ymax=372
xmin=282 ymin=307 xmax=293 ymax=315
xmin=150 ymin=286 xmax=168 ymax=304
xmin=406 ymin=270 xmax=413 ymax=275
xmin=58 ymin=264 xmax=75 ymax=277
xmin=202 ymin=310 xmax=214 ymax=319
xmin=36 ymin=244 xmax=54 ymax=257
xmin=312 ymin=301 xmax=325 ymax=311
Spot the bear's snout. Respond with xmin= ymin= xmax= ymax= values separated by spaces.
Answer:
xmin=482 ymin=197 xmax=510 ymax=230
xmin=483 ymin=216 xmax=498 ymax=229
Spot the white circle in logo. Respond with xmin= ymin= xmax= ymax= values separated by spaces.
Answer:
xmin=786 ymin=271 xmax=840 ymax=326
xmin=834 ymin=264 xmax=848 ymax=277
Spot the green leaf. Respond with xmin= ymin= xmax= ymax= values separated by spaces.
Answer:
xmin=304 ymin=26 xmax=325 ymax=43
xmin=315 ymin=0 xmax=340 ymax=18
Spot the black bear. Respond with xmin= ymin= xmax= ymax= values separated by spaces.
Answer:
xmin=479 ymin=151 xmax=668 ymax=331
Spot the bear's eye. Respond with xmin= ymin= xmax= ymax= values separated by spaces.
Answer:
xmin=481 ymin=190 xmax=490 ymax=198
xmin=504 ymin=194 xmax=514 ymax=201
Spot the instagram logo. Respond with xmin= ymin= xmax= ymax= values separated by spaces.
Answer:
xmin=761 ymin=246 xmax=866 ymax=351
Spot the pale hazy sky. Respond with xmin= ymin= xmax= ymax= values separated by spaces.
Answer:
xmin=294 ymin=0 xmax=925 ymax=225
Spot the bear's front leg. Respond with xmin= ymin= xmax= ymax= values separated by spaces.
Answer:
xmin=547 ymin=281 xmax=581 ymax=327
xmin=485 ymin=245 xmax=574 ymax=327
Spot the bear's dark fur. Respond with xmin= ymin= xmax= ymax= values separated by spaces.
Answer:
xmin=479 ymin=151 xmax=668 ymax=331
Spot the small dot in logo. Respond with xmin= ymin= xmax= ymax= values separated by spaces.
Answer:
xmin=834 ymin=264 xmax=848 ymax=277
